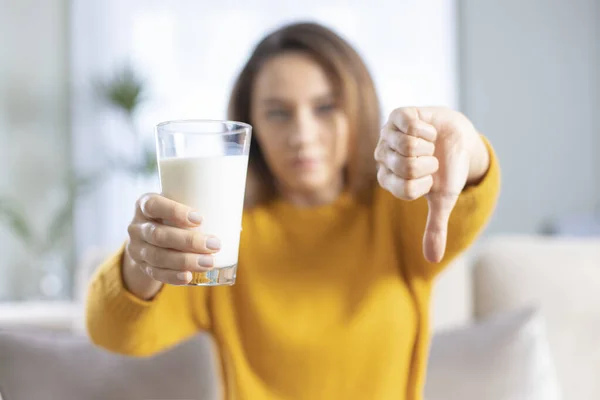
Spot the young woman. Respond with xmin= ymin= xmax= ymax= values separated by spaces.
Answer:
xmin=87 ymin=22 xmax=499 ymax=400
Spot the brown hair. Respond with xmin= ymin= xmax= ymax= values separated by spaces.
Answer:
xmin=228 ymin=22 xmax=381 ymax=206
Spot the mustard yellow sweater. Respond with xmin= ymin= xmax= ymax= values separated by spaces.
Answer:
xmin=86 ymin=142 xmax=499 ymax=400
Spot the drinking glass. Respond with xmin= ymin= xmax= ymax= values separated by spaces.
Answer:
xmin=155 ymin=120 xmax=252 ymax=285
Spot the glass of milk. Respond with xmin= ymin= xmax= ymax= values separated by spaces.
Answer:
xmin=155 ymin=120 xmax=252 ymax=286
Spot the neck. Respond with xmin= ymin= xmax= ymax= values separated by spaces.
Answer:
xmin=278 ymin=176 xmax=344 ymax=207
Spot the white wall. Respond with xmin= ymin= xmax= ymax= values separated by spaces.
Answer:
xmin=459 ymin=0 xmax=600 ymax=234
xmin=0 ymin=0 xmax=70 ymax=299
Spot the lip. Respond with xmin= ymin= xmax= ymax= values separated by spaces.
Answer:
xmin=292 ymin=157 xmax=320 ymax=169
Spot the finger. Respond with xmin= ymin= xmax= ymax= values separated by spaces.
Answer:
xmin=388 ymin=108 xmax=437 ymax=142
xmin=374 ymin=138 xmax=387 ymax=162
xmin=377 ymin=146 xmax=439 ymax=179
xmin=423 ymin=192 xmax=459 ymax=263
xmin=377 ymin=166 xmax=433 ymax=201
xmin=382 ymin=131 xmax=435 ymax=157
xmin=388 ymin=107 xmax=418 ymax=133
xmin=129 ymin=222 xmax=221 ymax=253
xmin=422 ymin=143 xmax=470 ymax=263
xmin=137 ymin=193 xmax=202 ymax=228
xmin=142 ymin=263 xmax=193 ymax=285
xmin=393 ymin=155 xmax=439 ymax=180
xmin=129 ymin=241 xmax=214 ymax=271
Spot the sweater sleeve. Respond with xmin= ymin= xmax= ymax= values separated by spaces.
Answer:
xmin=85 ymin=245 xmax=211 ymax=357
xmin=385 ymin=136 xmax=500 ymax=280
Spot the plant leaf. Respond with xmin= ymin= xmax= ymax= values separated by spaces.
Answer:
xmin=95 ymin=64 xmax=146 ymax=115
xmin=0 ymin=197 xmax=35 ymax=247
xmin=44 ymin=198 xmax=74 ymax=252
xmin=141 ymin=146 xmax=158 ymax=176
xmin=43 ymin=171 xmax=107 ymax=252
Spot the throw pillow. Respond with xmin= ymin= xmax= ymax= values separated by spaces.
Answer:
xmin=425 ymin=307 xmax=562 ymax=400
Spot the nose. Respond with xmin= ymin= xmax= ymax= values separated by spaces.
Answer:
xmin=288 ymin=107 xmax=319 ymax=148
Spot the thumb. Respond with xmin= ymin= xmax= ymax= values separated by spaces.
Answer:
xmin=423 ymin=192 xmax=459 ymax=263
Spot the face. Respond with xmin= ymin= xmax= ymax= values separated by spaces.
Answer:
xmin=250 ymin=52 xmax=350 ymax=197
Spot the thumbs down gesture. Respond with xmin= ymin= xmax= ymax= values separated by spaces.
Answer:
xmin=375 ymin=107 xmax=490 ymax=263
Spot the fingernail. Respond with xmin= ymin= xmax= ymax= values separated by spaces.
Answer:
xmin=206 ymin=237 xmax=221 ymax=251
xmin=188 ymin=212 xmax=203 ymax=224
xmin=197 ymin=254 xmax=214 ymax=268
xmin=177 ymin=271 xmax=191 ymax=282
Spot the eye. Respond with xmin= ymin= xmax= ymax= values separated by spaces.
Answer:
xmin=315 ymin=103 xmax=336 ymax=115
xmin=266 ymin=109 xmax=291 ymax=121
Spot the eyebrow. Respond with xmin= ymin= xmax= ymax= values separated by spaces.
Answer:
xmin=261 ymin=98 xmax=287 ymax=106
xmin=261 ymin=93 xmax=336 ymax=106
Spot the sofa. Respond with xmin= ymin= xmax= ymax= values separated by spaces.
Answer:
xmin=0 ymin=235 xmax=598 ymax=399
xmin=427 ymin=235 xmax=600 ymax=399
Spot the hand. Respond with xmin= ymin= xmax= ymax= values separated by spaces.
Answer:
xmin=374 ymin=107 xmax=490 ymax=263
xmin=123 ymin=193 xmax=221 ymax=299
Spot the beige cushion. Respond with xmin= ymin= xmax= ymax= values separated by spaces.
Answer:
xmin=431 ymin=254 xmax=474 ymax=331
xmin=426 ymin=307 xmax=561 ymax=400
xmin=473 ymin=235 xmax=600 ymax=400
xmin=0 ymin=329 xmax=220 ymax=400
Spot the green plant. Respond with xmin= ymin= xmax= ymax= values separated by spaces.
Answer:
xmin=0 ymin=63 xmax=157 ymax=299
xmin=1 ymin=64 xmax=156 ymax=253
xmin=95 ymin=63 xmax=157 ymax=178
xmin=95 ymin=64 xmax=146 ymax=115
xmin=0 ymin=172 xmax=104 ymax=254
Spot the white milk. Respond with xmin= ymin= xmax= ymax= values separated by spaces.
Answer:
xmin=159 ymin=155 xmax=249 ymax=268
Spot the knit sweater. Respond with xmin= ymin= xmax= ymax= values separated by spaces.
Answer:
xmin=86 ymin=139 xmax=500 ymax=400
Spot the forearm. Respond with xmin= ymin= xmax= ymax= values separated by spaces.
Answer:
xmin=122 ymin=245 xmax=163 ymax=301
xmin=86 ymin=248 xmax=202 ymax=356
xmin=466 ymin=133 xmax=491 ymax=186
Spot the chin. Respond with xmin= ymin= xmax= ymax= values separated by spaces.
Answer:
xmin=293 ymin=173 xmax=333 ymax=192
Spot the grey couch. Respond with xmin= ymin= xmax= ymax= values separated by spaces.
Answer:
xmin=0 ymin=329 xmax=220 ymax=400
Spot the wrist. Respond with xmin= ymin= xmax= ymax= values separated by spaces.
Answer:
xmin=122 ymin=248 xmax=163 ymax=301
xmin=466 ymin=134 xmax=490 ymax=186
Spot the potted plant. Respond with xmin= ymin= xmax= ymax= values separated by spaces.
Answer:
xmin=0 ymin=173 xmax=102 ymax=300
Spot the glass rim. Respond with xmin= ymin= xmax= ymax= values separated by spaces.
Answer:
xmin=156 ymin=119 xmax=252 ymax=136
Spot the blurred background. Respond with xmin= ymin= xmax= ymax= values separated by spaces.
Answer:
xmin=4 ymin=0 xmax=597 ymax=304
xmin=0 ymin=0 xmax=599 ymax=398
xmin=0 ymin=1 xmax=597 ymax=297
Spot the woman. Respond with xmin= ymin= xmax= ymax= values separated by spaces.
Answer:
xmin=87 ymin=22 xmax=499 ymax=399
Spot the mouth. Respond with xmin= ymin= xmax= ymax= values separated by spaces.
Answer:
xmin=292 ymin=157 xmax=320 ymax=170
